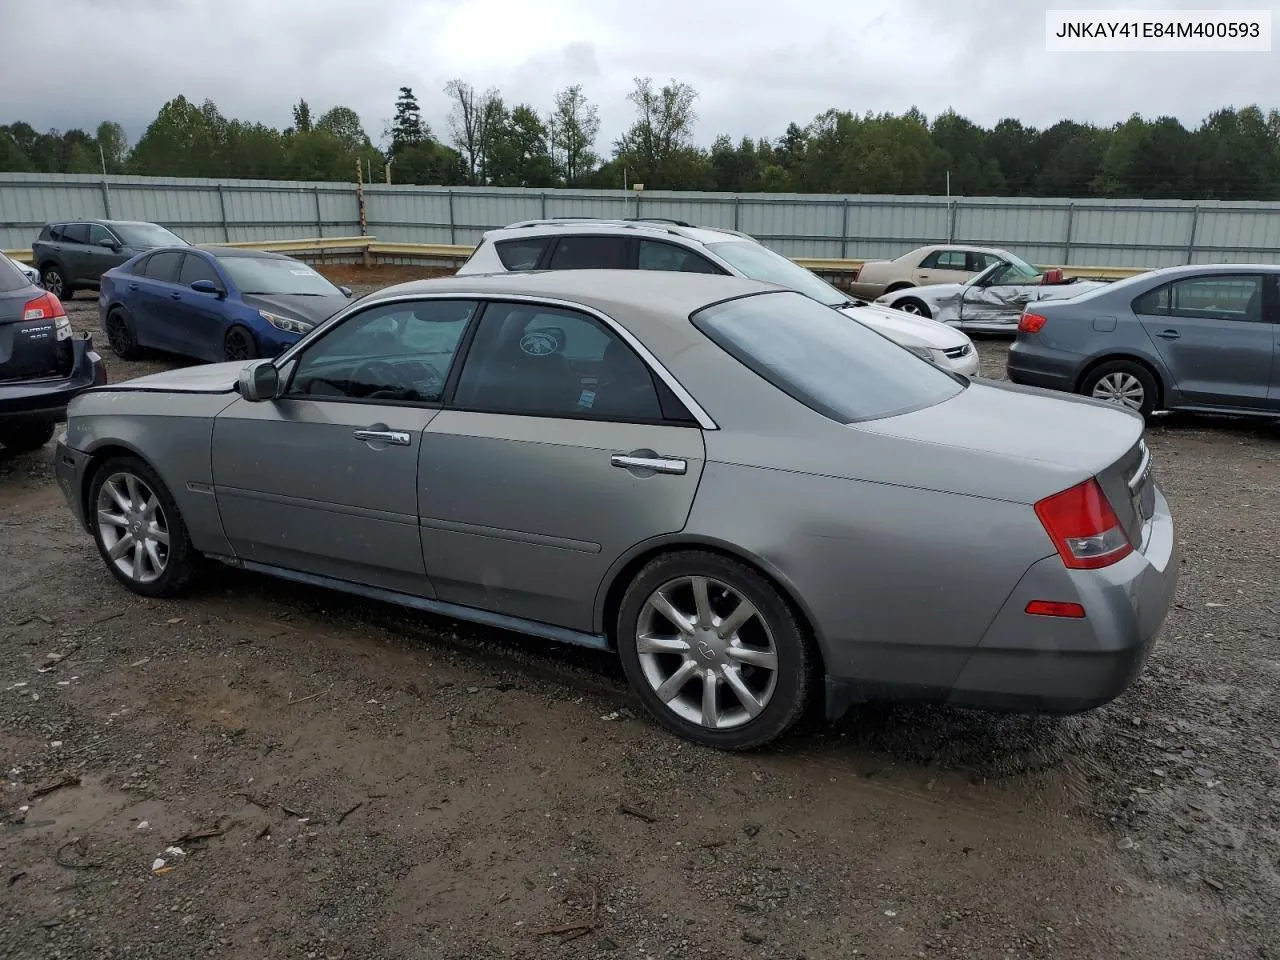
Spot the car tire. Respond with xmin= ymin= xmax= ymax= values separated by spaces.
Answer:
xmin=223 ymin=325 xmax=258 ymax=363
xmin=87 ymin=455 xmax=199 ymax=598
xmin=0 ymin=423 xmax=56 ymax=453
xmin=616 ymin=550 xmax=816 ymax=750
xmin=895 ymin=297 xmax=931 ymax=319
xmin=41 ymin=265 xmax=69 ymax=300
xmin=1080 ymin=360 xmax=1158 ymax=419
xmin=104 ymin=307 xmax=141 ymax=360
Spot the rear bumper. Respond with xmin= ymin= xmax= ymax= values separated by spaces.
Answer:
xmin=825 ymin=486 xmax=1178 ymax=719
xmin=0 ymin=335 xmax=105 ymax=428
xmin=1006 ymin=340 xmax=1081 ymax=392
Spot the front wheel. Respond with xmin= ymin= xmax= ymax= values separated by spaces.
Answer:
xmin=616 ymin=551 xmax=816 ymax=750
xmin=895 ymin=297 xmax=931 ymax=319
xmin=0 ymin=422 xmax=56 ymax=453
xmin=223 ymin=325 xmax=258 ymax=362
xmin=1080 ymin=360 xmax=1158 ymax=419
xmin=88 ymin=456 xmax=199 ymax=597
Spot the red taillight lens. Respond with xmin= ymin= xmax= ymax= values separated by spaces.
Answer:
xmin=23 ymin=291 xmax=66 ymax=321
xmin=1034 ymin=478 xmax=1133 ymax=570
xmin=1025 ymin=600 xmax=1086 ymax=618
xmin=1018 ymin=311 xmax=1047 ymax=334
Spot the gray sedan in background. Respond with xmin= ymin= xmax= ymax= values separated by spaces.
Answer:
xmin=53 ymin=270 xmax=1176 ymax=750
xmin=1008 ymin=263 xmax=1280 ymax=419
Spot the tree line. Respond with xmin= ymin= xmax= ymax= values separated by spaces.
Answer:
xmin=3 ymin=79 xmax=1279 ymax=201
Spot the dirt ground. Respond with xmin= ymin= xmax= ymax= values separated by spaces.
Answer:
xmin=2 ymin=271 xmax=1278 ymax=960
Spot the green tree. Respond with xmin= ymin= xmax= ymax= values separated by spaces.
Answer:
xmin=129 ymin=96 xmax=228 ymax=177
xmin=96 ymin=121 xmax=129 ymax=173
xmin=390 ymin=87 xmax=426 ymax=153
xmin=613 ymin=76 xmax=700 ymax=188
xmin=548 ymin=84 xmax=600 ymax=185
xmin=316 ymin=106 xmax=369 ymax=154
xmin=487 ymin=104 xmax=555 ymax=187
xmin=291 ymin=99 xmax=313 ymax=133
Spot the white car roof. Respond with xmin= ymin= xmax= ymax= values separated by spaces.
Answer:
xmin=483 ymin=219 xmax=753 ymax=249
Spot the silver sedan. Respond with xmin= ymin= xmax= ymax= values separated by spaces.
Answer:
xmin=53 ymin=270 xmax=1177 ymax=749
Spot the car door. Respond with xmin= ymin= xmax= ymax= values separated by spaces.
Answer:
xmin=957 ymin=262 xmax=1041 ymax=326
xmin=1132 ymin=272 xmax=1276 ymax=410
xmin=84 ymin=224 xmax=129 ymax=282
xmin=170 ymin=252 xmax=230 ymax=361
xmin=58 ymin=223 xmax=91 ymax=285
xmin=420 ymin=299 xmax=707 ymax=632
xmin=912 ymin=249 xmax=971 ymax=287
xmin=211 ymin=297 xmax=481 ymax=596
xmin=129 ymin=250 xmax=187 ymax=354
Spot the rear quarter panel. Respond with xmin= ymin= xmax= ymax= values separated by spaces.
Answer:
xmin=65 ymin=390 xmax=241 ymax=557
xmin=1035 ymin=297 xmax=1174 ymax=392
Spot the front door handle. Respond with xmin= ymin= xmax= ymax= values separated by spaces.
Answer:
xmin=611 ymin=454 xmax=687 ymax=475
xmin=353 ymin=428 xmax=411 ymax=446
xmin=1156 ymin=329 xmax=1180 ymax=340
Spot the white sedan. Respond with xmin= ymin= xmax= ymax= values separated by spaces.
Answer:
xmin=5 ymin=254 xmax=40 ymax=288
xmin=875 ymin=253 xmax=1108 ymax=333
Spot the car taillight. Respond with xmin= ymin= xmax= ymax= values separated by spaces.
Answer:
xmin=1018 ymin=311 xmax=1047 ymax=334
xmin=23 ymin=291 xmax=65 ymax=321
xmin=1034 ymin=478 xmax=1133 ymax=570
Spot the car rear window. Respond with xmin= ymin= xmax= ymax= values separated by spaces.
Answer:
xmin=691 ymin=291 xmax=965 ymax=423
xmin=495 ymin=238 xmax=550 ymax=270
xmin=0 ymin=255 xmax=29 ymax=293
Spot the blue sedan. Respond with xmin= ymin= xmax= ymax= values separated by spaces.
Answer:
xmin=98 ymin=246 xmax=353 ymax=363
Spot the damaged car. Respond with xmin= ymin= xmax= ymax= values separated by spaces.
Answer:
xmin=875 ymin=251 xmax=1109 ymax=333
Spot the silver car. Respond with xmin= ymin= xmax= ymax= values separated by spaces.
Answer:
xmin=53 ymin=271 xmax=1177 ymax=750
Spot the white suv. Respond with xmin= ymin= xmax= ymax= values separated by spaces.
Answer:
xmin=457 ymin=218 xmax=979 ymax=376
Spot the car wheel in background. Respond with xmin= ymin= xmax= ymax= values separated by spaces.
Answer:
xmin=1080 ymin=360 xmax=1158 ymax=419
xmin=104 ymin=308 xmax=141 ymax=360
xmin=41 ymin=265 xmax=68 ymax=299
xmin=0 ymin=423 xmax=56 ymax=453
xmin=88 ymin=455 xmax=199 ymax=597
xmin=616 ymin=550 xmax=816 ymax=750
xmin=223 ymin=325 xmax=258 ymax=363
xmin=895 ymin=297 xmax=932 ymax=319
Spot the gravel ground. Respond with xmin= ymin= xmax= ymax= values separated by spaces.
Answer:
xmin=1 ymin=284 xmax=1277 ymax=959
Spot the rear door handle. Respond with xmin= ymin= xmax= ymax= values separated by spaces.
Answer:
xmin=611 ymin=454 xmax=687 ymax=475
xmin=1156 ymin=329 xmax=1180 ymax=340
xmin=128 ymin=283 xmax=139 ymax=290
xmin=353 ymin=428 xmax=411 ymax=446
xmin=169 ymin=292 xmax=182 ymax=300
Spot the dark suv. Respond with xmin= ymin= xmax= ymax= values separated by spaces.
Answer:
xmin=32 ymin=219 xmax=188 ymax=300
xmin=0 ymin=255 xmax=106 ymax=453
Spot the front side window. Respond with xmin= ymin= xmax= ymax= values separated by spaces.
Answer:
xmin=692 ymin=291 xmax=964 ymax=423
xmin=452 ymin=303 xmax=663 ymax=421
xmin=179 ymin=254 xmax=222 ymax=287
xmin=88 ymin=224 xmax=117 ymax=246
xmin=638 ymin=240 xmax=723 ymax=274
xmin=495 ymin=238 xmax=551 ymax=270
xmin=287 ymin=299 xmax=479 ymax=403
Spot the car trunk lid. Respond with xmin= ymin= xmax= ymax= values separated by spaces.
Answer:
xmin=0 ymin=287 xmax=73 ymax=383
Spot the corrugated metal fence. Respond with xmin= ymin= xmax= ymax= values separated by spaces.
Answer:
xmin=4 ymin=172 xmax=1280 ymax=268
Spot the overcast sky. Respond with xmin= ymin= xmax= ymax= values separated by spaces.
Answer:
xmin=1 ymin=0 xmax=1276 ymax=149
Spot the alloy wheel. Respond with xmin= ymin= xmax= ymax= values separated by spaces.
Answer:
xmin=106 ymin=312 xmax=132 ymax=356
xmin=635 ymin=575 xmax=780 ymax=731
xmin=1091 ymin=371 xmax=1145 ymax=410
xmin=899 ymin=301 xmax=924 ymax=315
xmin=224 ymin=329 xmax=253 ymax=362
xmin=95 ymin=472 xmax=170 ymax=584
xmin=42 ymin=269 xmax=64 ymax=298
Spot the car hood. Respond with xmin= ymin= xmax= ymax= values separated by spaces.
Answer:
xmin=839 ymin=303 xmax=969 ymax=348
xmin=241 ymin=293 xmax=348 ymax=325
xmin=855 ymin=376 xmax=1143 ymax=476
xmin=104 ymin=360 xmax=249 ymax=394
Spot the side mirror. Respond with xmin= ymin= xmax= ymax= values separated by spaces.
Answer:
xmin=98 ymin=238 xmax=120 ymax=250
xmin=190 ymin=279 xmax=223 ymax=297
xmin=340 ymin=286 xmax=353 ymax=298
xmin=237 ymin=360 xmax=280 ymax=402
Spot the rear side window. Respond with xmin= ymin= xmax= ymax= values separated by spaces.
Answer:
xmin=1134 ymin=274 xmax=1264 ymax=322
xmin=495 ymin=238 xmax=550 ymax=270
xmin=637 ymin=240 xmax=723 ymax=274
xmin=178 ymin=254 xmax=221 ymax=287
xmin=62 ymin=223 xmax=90 ymax=244
xmin=692 ymin=291 xmax=964 ymax=423
xmin=547 ymin=235 xmax=630 ymax=270
xmin=142 ymin=251 xmax=184 ymax=283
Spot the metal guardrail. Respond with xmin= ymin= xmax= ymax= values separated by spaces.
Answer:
xmin=4 ymin=237 xmax=1148 ymax=281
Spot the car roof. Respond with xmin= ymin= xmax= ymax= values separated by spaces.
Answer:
xmin=482 ymin=219 xmax=755 ymax=248
xmin=911 ymin=243 xmax=1011 ymax=256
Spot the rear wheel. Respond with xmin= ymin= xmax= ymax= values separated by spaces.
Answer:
xmin=895 ymin=297 xmax=931 ymax=319
xmin=0 ymin=423 xmax=56 ymax=453
xmin=41 ymin=265 xmax=68 ymax=300
xmin=88 ymin=456 xmax=199 ymax=597
xmin=223 ymin=325 xmax=258 ymax=362
xmin=616 ymin=551 xmax=816 ymax=750
xmin=104 ymin=307 xmax=141 ymax=360
xmin=1080 ymin=360 xmax=1158 ymax=419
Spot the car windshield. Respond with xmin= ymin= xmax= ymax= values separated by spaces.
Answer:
xmin=114 ymin=223 xmax=187 ymax=247
xmin=692 ymin=290 xmax=964 ymax=423
xmin=218 ymin=257 xmax=341 ymax=296
xmin=981 ymin=253 xmax=1042 ymax=285
xmin=706 ymin=241 xmax=849 ymax=307
xmin=0 ymin=255 xmax=29 ymax=293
